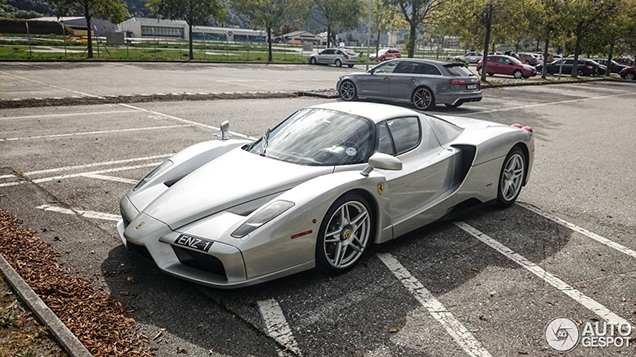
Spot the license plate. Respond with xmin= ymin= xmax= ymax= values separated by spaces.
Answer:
xmin=467 ymin=84 xmax=478 ymax=90
xmin=174 ymin=234 xmax=213 ymax=252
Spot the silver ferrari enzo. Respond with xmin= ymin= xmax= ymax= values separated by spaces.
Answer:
xmin=117 ymin=102 xmax=534 ymax=289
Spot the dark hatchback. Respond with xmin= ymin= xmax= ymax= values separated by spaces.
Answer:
xmin=592 ymin=59 xmax=628 ymax=73
xmin=536 ymin=58 xmax=606 ymax=76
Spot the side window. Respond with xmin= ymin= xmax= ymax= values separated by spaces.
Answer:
xmin=322 ymin=49 xmax=334 ymax=55
xmin=376 ymin=122 xmax=395 ymax=155
xmin=498 ymin=57 xmax=510 ymax=64
xmin=488 ymin=56 xmax=496 ymax=62
xmin=394 ymin=62 xmax=416 ymax=74
xmin=418 ymin=63 xmax=442 ymax=75
xmin=336 ymin=50 xmax=342 ymax=55
xmin=564 ymin=59 xmax=573 ymax=64
xmin=386 ymin=117 xmax=420 ymax=154
xmin=374 ymin=61 xmax=398 ymax=74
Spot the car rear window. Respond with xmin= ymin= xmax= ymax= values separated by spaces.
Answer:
xmin=445 ymin=65 xmax=473 ymax=76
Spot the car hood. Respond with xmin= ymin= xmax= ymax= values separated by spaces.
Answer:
xmin=142 ymin=149 xmax=333 ymax=230
xmin=523 ymin=65 xmax=535 ymax=71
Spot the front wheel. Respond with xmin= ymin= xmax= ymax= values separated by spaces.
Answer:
xmin=412 ymin=87 xmax=435 ymax=110
xmin=339 ymin=81 xmax=357 ymax=101
xmin=577 ymin=69 xmax=584 ymax=77
xmin=310 ymin=57 xmax=317 ymax=65
xmin=316 ymin=193 xmax=373 ymax=274
xmin=626 ymin=73 xmax=635 ymax=80
xmin=335 ymin=59 xmax=342 ymax=67
xmin=513 ymin=70 xmax=523 ymax=79
xmin=496 ymin=147 xmax=526 ymax=208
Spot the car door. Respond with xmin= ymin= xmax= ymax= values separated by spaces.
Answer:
xmin=484 ymin=55 xmax=498 ymax=73
xmin=318 ymin=49 xmax=334 ymax=64
xmin=497 ymin=56 xmax=513 ymax=75
xmin=389 ymin=62 xmax=442 ymax=102
xmin=375 ymin=116 xmax=458 ymax=236
xmin=358 ymin=61 xmax=398 ymax=98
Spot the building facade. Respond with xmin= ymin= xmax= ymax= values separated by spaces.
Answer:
xmin=118 ymin=18 xmax=266 ymax=43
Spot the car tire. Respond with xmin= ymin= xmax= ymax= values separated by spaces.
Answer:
xmin=513 ymin=70 xmax=523 ymax=79
xmin=380 ymin=57 xmax=386 ymax=62
xmin=335 ymin=59 xmax=342 ymax=67
xmin=315 ymin=193 xmax=373 ymax=274
xmin=339 ymin=80 xmax=357 ymax=101
xmin=487 ymin=72 xmax=494 ymax=76
xmin=496 ymin=147 xmax=526 ymax=208
xmin=412 ymin=87 xmax=435 ymax=111
xmin=626 ymin=73 xmax=635 ymax=80
xmin=577 ymin=69 xmax=584 ymax=77
xmin=310 ymin=57 xmax=317 ymax=65
xmin=348 ymin=64 xmax=354 ymax=68
xmin=477 ymin=68 xmax=482 ymax=76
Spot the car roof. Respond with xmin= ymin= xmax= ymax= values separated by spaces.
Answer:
xmin=309 ymin=102 xmax=420 ymax=123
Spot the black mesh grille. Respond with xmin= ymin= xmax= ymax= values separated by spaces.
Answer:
xmin=128 ymin=242 xmax=154 ymax=262
xmin=172 ymin=246 xmax=227 ymax=280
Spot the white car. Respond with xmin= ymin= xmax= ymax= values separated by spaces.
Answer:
xmin=309 ymin=48 xmax=358 ymax=67
xmin=453 ymin=52 xmax=483 ymax=64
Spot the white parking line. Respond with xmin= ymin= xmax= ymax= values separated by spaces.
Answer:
xmin=377 ymin=253 xmax=492 ymax=357
xmin=0 ymin=110 xmax=137 ymax=121
xmin=0 ymin=162 xmax=160 ymax=188
xmin=0 ymin=154 xmax=170 ymax=180
xmin=517 ymin=202 xmax=636 ymax=260
xmin=458 ymin=92 xmax=635 ymax=116
xmin=0 ymin=124 xmax=193 ymax=142
xmin=36 ymin=204 xmax=120 ymax=221
xmin=454 ymin=222 xmax=629 ymax=325
xmin=257 ymin=298 xmax=302 ymax=357
xmin=81 ymin=174 xmax=138 ymax=185
xmin=119 ymin=103 xmax=258 ymax=140
xmin=0 ymin=70 xmax=101 ymax=98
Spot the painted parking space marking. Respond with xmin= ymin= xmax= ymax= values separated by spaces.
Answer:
xmin=0 ymin=154 xmax=171 ymax=180
xmin=81 ymin=174 xmax=138 ymax=185
xmin=257 ymin=298 xmax=302 ymax=356
xmin=454 ymin=222 xmax=629 ymax=325
xmin=0 ymin=110 xmax=137 ymax=121
xmin=36 ymin=204 xmax=120 ymax=221
xmin=0 ymin=124 xmax=194 ymax=142
xmin=517 ymin=202 xmax=636 ymax=259
xmin=118 ymin=103 xmax=258 ymax=140
xmin=458 ymin=91 xmax=635 ymax=116
xmin=0 ymin=70 xmax=101 ymax=98
xmin=0 ymin=162 xmax=160 ymax=188
xmin=377 ymin=253 xmax=493 ymax=357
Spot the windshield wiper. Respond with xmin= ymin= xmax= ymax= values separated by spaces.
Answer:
xmin=260 ymin=128 xmax=271 ymax=156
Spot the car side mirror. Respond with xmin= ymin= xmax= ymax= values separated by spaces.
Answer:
xmin=368 ymin=68 xmax=375 ymax=74
xmin=361 ymin=153 xmax=402 ymax=176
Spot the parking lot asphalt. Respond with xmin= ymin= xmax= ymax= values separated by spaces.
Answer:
xmin=0 ymin=65 xmax=635 ymax=357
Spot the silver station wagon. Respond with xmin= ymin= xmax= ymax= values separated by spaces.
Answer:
xmin=336 ymin=59 xmax=482 ymax=110
xmin=309 ymin=48 xmax=358 ymax=67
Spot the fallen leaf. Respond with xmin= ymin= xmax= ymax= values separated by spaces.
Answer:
xmin=489 ymin=291 xmax=496 ymax=297
xmin=120 ymin=291 xmax=130 ymax=296
xmin=153 ymin=328 xmax=166 ymax=340
xmin=127 ymin=318 xmax=135 ymax=323
xmin=471 ymin=267 xmax=479 ymax=272
xmin=416 ymin=343 xmax=422 ymax=347
xmin=389 ymin=328 xmax=400 ymax=333
xmin=479 ymin=315 xmax=489 ymax=321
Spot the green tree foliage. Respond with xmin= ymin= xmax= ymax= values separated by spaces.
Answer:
xmin=52 ymin=0 xmax=128 ymax=58
xmin=233 ymin=0 xmax=312 ymax=62
xmin=147 ymin=0 xmax=224 ymax=60
xmin=391 ymin=0 xmax=444 ymax=57
xmin=371 ymin=0 xmax=404 ymax=57
xmin=313 ymin=0 xmax=364 ymax=47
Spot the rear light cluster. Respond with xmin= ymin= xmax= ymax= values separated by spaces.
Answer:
xmin=343 ymin=54 xmax=349 ymax=59
xmin=449 ymin=79 xmax=466 ymax=85
xmin=511 ymin=124 xmax=533 ymax=133
xmin=587 ymin=65 xmax=593 ymax=69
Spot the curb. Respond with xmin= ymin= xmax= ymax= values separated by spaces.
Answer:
xmin=0 ymin=253 xmax=93 ymax=357
xmin=479 ymin=77 xmax=625 ymax=89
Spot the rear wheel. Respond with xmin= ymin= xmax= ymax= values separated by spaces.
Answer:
xmin=487 ymin=72 xmax=494 ymax=76
xmin=335 ymin=59 xmax=342 ymax=67
xmin=577 ymin=69 xmax=584 ymax=77
xmin=412 ymin=87 xmax=435 ymax=110
xmin=316 ymin=193 xmax=373 ymax=274
xmin=496 ymin=147 xmax=526 ymax=208
xmin=513 ymin=70 xmax=523 ymax=79
xmin=339 ymin=81 xmax=357 ymax=101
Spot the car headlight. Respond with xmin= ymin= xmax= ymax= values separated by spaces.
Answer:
xmin=231 ymin=200 xmax=294 ymax=238
xmin=133 ymin=160 xmax=173 ymax=190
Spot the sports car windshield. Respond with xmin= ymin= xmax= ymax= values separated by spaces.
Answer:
xmin=248 ymin=108 xmax=375 ymax=166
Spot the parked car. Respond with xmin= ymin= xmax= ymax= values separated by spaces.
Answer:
xmin=369 ymin=48 xmax=401 ymax=62
xmin=516 ymin=53 xmax=538 ymax=66
xmin=592 ymin=59 xmax=629 ymax=73
xmin=476 ymin=55 xmax=537 ymax=79
xmin=508 ymin=53 xmax=527 ymax=64
xmin=337 ymin=59 xmax=482 ymax=110
xmin=535 ymin=53 xmax=554 ymax=62
xmin=453 ymin=52 xmax=483 ymax=64
xmin=309 ymin=48 xmax=358 ymax=67
xmin=536 ymin=58 xmax=606 ymax=76
xmin=619 ymin=66 xmax=636 ymax=80
xmin=118 ymin=102 xmax=534 ymax=288
xmin=615 ymin=58 xmax=635 ymax=67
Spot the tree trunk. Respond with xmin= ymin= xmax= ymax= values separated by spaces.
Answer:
xmin=84 ymin=6 xmax=92 ymax=59
xmin=188 ymin=24 xmax=193 ymax=60
xmin=267 ymin=27 xmax=272 ymax=62
xmin=571 ymin=24 xmax=583 ymax=78
xmin=606 ymin=40 xmax=614 ymax=76
xmin=541 ymin=36 xmax=549 ymax=79
xmin=480 ymin=2 xmax=492 ymax=82
xmin=407 ymin=22 xmax=416 ymax=58
xmin=327 ymin=25 xmax=331 ymax=47
xmin=376 ymin=31 xmax=380 ymax=58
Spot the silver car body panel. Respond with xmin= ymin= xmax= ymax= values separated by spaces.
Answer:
xmin=118 ymin=102 xmax=533 ymax=288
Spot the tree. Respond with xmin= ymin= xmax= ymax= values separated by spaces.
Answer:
xmin=391 ymin=0 xmax=444 ymax=57
xmin=233 ymin=0 xmax=312 ymax=62
xmin=53 ymin=0 xmax=128 ymax=58
xmin=371 ymin=0 xmax=404 ymax=58
xmin=147 ymin=0 xmax=225 ymax=60
xmin=313 ymin=0 xmax=364 ymax=47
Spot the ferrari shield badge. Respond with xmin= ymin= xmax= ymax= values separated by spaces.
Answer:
xmin=377 ymin=183 xmax=384 ymax=195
